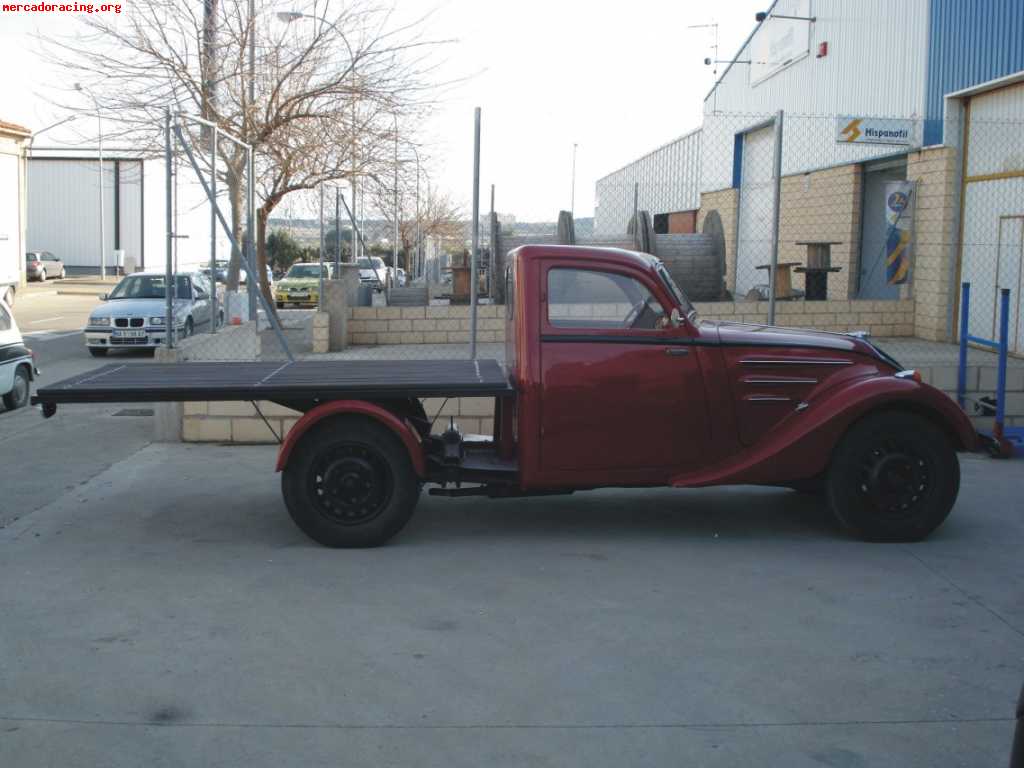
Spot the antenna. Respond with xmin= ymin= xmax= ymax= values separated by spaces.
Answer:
xmin=687 ymin=22 xmax=719 ymax=79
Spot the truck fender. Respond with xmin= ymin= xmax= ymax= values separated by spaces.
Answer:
xmin=671 ymin=376 xmax=977 ymax=488
xmin=275 ymin=400 xmax=427 ymax=477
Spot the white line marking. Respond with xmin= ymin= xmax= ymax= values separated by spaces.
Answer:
xmin=23 ymin=330 xmax=82 ymax=340
xmin=28 ymin=316 xmax=64 ymax=324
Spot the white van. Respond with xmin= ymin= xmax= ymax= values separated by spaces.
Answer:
xmin=0 ymin=297 xmax=36 ymax=411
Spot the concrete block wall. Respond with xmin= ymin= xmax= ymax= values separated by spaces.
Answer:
xmin=777 ymin=163 xmax=862 ymax=299
xmin=907 ymin=146 xmax=958 ymax=343
xmin=180 ymin=397 xmax=497 ymax=444
xmin=694 ymin=298 xmax=916 ymax=337
xmin=348 ymin=305 xmax=505 ymax=346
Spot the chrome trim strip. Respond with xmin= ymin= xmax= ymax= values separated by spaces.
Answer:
xmin=743 ymin=377 xmax=819 ymax=385
xmin=741 ymin=360 xmax=851 ymax=366
xmin=746 ymin=395 xmax=792 ymax=402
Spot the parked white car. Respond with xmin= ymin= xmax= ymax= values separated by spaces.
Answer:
xmin=84 ymin=271 xmax=219 ymax=357
xmin=357 ymin=257 xmax=388 ymax=292
xmin=0 ymin=296 xmax=36 ymax=411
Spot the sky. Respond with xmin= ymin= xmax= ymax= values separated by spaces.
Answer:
xmin=0 ymin=0 xmax=765 ymax=223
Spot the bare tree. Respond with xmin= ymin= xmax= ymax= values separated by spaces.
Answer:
xmin=44 ymin=0 xmax=448 ymax=303
xmin=369 ymin=166 xmax=463 ymax=271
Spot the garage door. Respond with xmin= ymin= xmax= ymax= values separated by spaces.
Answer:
xmin=960 ymin=82 xmax=1024 ymax=354
xmin=735 ymin=124 xmax=776 ymax=299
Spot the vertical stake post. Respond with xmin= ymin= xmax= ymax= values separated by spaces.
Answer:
xmin=470 ymin=107 xmax=481 ymax=360
xmin=164 ymin=108 xmax=174 ymax=348
xmin=209 ymin=126 xmax=218 ymax=333
xmin=767 ymin=109 xmax=784 ymax=326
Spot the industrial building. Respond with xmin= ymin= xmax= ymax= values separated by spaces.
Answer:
xmin=595 ymin=0 xmax=1024 ymax=354
xmin=0 ymin=120 xmax=30 ymax=306
xmin=27 ymin=150 xmax=146 ymax=276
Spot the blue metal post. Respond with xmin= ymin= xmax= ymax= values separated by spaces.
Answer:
xmin=996 ymin=288 xmax=1010 ymax=436
xmin=957 ymin=282 xmax=970 ymax=409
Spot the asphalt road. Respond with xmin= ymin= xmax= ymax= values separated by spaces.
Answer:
xmin=1 ymin=448 xmax=1023 ymax=766
xmin=1 ymin=288 xmax=1022 ymax=766
xmin=1 ymin=289 xmax=155 ymax=525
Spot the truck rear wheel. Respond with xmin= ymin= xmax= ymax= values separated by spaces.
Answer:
xmin=826 ymin=412 xmax=959 ymax=542
xmin=281 ymin=415 xmax=420 ymax=547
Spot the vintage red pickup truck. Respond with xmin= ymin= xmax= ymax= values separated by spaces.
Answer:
xmin=35 ymin=245 xmax=976 ymax=547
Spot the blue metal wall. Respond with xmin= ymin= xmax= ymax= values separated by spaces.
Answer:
xmin=925 ymin=0 xmax=1024 ymax=145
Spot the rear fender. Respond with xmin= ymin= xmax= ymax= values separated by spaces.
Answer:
xmin=275 ymin=400 xmax=427 ymax=477
xmin=671 ymin=375 xmax=977 ymax=487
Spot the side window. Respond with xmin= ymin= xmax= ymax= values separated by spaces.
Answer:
xmin=547 ymin=268 xmax=666 ymax=330
xmin=0 ymin=304 xmax=11 ymax=331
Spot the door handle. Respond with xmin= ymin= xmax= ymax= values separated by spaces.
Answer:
xmin=664 ymin=347 xmax=690 ymax=356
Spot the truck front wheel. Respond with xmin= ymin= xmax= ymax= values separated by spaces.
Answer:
xmin=826 ymin=412 xmax=959 ymax=542
xmin=281 ymin=415 xmax=420 ymax=547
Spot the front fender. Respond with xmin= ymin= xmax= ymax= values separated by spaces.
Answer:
xmin=275 ymin=400 xmax=426 ymax=477
xmin=671 ymin=375 xmax=977 ymax=488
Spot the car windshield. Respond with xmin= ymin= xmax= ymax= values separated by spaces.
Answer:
xmin=371 ymin=258 xmax=385 ymax=269
xmin=108 ymin=275 xmax=191 ymax=300
xmin=655 ymin=262 xmax=696 ymax=321
xmin=286 ymin=264 xmax=325 ymax=279
xmin=357 ymin=258 xmax=372 ymax=268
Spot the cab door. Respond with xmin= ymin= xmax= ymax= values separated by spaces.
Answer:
xmin=537 ymin=262 xmax=707 ymax=484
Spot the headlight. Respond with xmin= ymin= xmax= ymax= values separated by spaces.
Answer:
xmin=89 ymin=317 xmax=110 ymax=326
xmin=149 ymin=317 xmax=166 ymax=326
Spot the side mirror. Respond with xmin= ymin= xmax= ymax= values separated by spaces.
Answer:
xmin=99 ymin=293 xmax=108 ymax=301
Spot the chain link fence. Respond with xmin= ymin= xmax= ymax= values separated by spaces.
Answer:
xmin=163 ymin=108 xmax=1024 ymax=373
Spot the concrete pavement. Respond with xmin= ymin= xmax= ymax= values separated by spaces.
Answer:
xmin=0 ymin=442 xmax=1021 ymax=767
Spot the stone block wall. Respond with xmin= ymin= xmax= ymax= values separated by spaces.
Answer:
xmin=348 ymin=305 xmax=505 ymax=346
xmin=694 ymin=298 xmax=916 ymax=337
xmin=907 ymin=146 xmax=958 ymax=342
xmin=777 ymin=163 xmax=862 ymax=299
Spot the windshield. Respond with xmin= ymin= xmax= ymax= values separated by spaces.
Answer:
xmin=357 ymin=258 xmax=372 ymax=268
xmin=285 ymin=264 xmax=326 ymax=279
xmin=656 ymin=262 xmax=696 ymax=321
xmin=108 ymin=275 xmax=191 ymax=300
xmin=371 ymin=258 xmax=385 ymax=268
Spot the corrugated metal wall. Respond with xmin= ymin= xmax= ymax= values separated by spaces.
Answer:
xmin=701 ymin=0 xmax=930 ymax=191
xmin=593 ymin=129 xmax=701 ymax=235
xmin=925 ymin=0 xmax=1024 ymax=145
xmin=27 ymin=158 xmax=143 ymax=272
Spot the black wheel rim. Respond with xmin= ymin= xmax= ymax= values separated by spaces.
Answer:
xmin=858 ymin=437 xmax=931 ymax=518
xmin=309 ymin=442 xmax=393 ymax=526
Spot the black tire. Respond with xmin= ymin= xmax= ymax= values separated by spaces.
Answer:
xmin=2 ymin=365 xmax=30 ymax=410
xmin=276 ymin=301 xmax=285 ymax=309
xmin=218 ymin=310 xmax=225 ymax=328
xmin=281 ymin=415 xmax=421 ymax=547
xmin=88 ymin=348 xmax=108 ymax=357
xmin=38 ymin=269 xmax=46 ymax=283
xmin=826 ymin=411 xmax=959 ymax=542
xmin=184 ymin=317 xmax=194 ymax=338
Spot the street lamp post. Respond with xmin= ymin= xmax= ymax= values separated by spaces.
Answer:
xmin=75 ymin=83 xmax=106 ymax=280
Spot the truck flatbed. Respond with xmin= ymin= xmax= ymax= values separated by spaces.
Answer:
xmin=32 ymin=358 xmax=512 ymax=408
